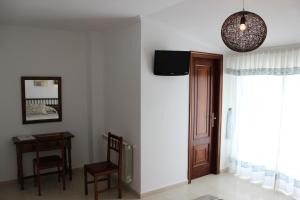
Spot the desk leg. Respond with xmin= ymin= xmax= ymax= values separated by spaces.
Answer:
xmin=16 ymin=145 xmax=24 ymax=190
xmin=67 ymin=140 xmax=72 ymax=181
xmin=64 ymin=147 xmax=68 ymax=176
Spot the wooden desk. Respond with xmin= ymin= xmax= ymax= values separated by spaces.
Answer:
xmin=12 ymin=132 xmax=75 ymax=190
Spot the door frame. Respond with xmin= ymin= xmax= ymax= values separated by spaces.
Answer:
xmin=188 ymin=51 xmax=223 ymax=183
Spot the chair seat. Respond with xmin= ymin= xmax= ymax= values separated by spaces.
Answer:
xmin=85 ymin=161 xmax=118 ymax=176
xmin=33 ymin=155 xmax=63 ymax=168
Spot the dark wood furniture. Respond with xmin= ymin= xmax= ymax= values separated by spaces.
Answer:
xmin=12 ymin=131 xmax=74 ymax=190
xmin=188 ymin=52 xmax=223 ymax=183
xmin=84 ymin=132 xmax=123 ymax=200
xmin=33 ymin=133 xmax=66 ymax=195
xmin=21 ymin=76 xmax=62 ymax=124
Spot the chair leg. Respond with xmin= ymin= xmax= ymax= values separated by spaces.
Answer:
xmin=118 ymin=172 xmax=122 ymax=198
xmin=57 ymin=166 xmax=61 ymax=183
xmin=107 ymin=174 xmax=111 ymax=189
xmin=62 ymin=164 xmax=66 ymax=190
xmin=37 ymin=169 xmax=41 ymax=196
xmin=84 ymin=166 xmax=88 ymax=195
xmin=94 ymin=176 xmax=98 ymax=200
xmin=33 ymin=161 xmax=37 ymax=187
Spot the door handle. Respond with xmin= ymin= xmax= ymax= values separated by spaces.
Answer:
xmin=211 ymin=113 xmax=217 ymax=128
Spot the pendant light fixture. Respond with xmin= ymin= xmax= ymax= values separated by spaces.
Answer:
xmin=221 ymin=0 xmax=267 ymax=52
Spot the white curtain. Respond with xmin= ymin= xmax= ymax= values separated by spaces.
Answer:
xmin=226 ymin=47 xmax=300 ymax=200
xmin=226 ymin=47 xmax=300 ymax=75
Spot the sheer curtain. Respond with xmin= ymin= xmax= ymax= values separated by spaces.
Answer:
xmin=225 ymin=47 xmax=300 ymax=200
xmin=277 ymin=75 xmax=300 ymax=199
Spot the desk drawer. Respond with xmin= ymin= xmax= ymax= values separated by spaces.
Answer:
xmin=20 ymin=143 xmax=35 ymax=152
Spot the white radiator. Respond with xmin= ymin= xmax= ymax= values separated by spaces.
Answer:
xmin=102 ymin=134 xmax=134 ymax=183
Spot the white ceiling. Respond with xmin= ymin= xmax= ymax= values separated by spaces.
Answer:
xmin=148 ymin=0 xmax=300 ymax=52
xmin=1 ymin=0 xmax=300 ymax=51
xmin=0 ymin=0 xmax=186 ymax=31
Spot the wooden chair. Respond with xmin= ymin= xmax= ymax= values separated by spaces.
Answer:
xmin=84 ymin=132 xmax=123 ymax=200
xmin=33 ymin=133 xmax=66 ymax=196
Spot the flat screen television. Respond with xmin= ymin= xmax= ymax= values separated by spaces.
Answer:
xmin=154 ymin=50 xmax=190 ymax=76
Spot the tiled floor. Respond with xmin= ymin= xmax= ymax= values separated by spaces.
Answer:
xmin=0 ymin=170 xmax=294 ymax=200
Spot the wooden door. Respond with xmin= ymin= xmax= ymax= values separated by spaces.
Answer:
xmin=188 ymin=52 xmax=223 ymax=182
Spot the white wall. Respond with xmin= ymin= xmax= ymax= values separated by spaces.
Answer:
xmin=140 ymin=18 xmax=222 ymax=193
xmin=102 ymin=20 xmax=141 ymax=193
xmin=0 ymin=26 xmax=91 ymax=181
xmin=87 ymin=32 xmax=106 ymax=162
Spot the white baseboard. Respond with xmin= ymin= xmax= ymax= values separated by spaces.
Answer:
xmin=139 ymin=181 xmax=188 ymax=198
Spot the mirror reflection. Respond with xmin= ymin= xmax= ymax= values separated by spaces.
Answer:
xmin=22 ymin=77 xmax=62 ymax=124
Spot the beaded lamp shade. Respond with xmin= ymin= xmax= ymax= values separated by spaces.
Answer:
xmin=221 ymin=11 xmax=267 ymax=52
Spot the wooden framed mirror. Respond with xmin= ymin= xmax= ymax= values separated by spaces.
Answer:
xmin=21 ymin=76 xmax=62 ymax=124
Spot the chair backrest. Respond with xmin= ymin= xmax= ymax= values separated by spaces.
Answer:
xmin=35 ymin=133 xmax=65 ymax=163
xmin=107 ymin=132 xmax=123 ymax=168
